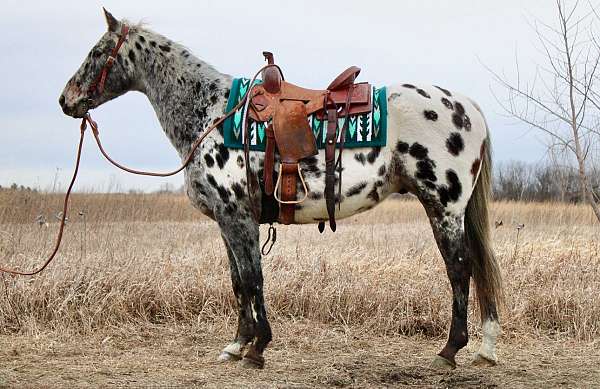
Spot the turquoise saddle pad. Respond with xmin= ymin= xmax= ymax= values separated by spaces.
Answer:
xmin=222 ymin=78 xmax=388 ymax=151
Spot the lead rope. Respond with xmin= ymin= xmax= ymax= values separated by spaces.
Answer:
xmin=0 ymin=121 xmax=86 ymax=275
xmin=0 ymin=64 xmax=282 ymax=276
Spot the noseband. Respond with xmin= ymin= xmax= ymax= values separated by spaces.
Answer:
xmin=87 ymin=24 xmax=130 ymax=98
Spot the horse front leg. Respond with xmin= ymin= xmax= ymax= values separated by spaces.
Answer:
xmin=215 ymin=204 xmax=272 ymax=369
xmin=217 ymin=238 xmax=256 ymax=362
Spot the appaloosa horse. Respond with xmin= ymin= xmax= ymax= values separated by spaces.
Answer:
xmin=59 ymin=10 xmax=503 ymax=369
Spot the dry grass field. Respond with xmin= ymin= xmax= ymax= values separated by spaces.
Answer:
xmin=0 ymin=190 xmax=598 ymax=387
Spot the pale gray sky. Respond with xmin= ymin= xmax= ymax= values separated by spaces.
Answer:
xmin=0 ymin=0 xmax=556 ymax=191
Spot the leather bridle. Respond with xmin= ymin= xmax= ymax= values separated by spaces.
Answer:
xmin=87 ymin=24 xmax=130 ymax=98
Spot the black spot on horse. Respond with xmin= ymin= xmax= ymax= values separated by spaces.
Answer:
xmin=366 ymin=147 xmax=381 ymax=164
xmin=434 ymin=85 xmax=452 ymax=97
xmin=464 ymin=115 xmax=472 ymax=131
xmin=209 ymin=82 xmax=217 ymax=91
xmin=378 ymin=164 xmax=386 ymax=176
xmin=402 ymin=84 xmax=416 ymax=89
xmin=194 ymin=81 xmax=202 ymax=94
xmin=237 ymin=155 xmax=245 ymax=169
xmin=308 ymin=191 xmax=323 ymax=200
xmin=224 ymin=203 xmax=237 ymax=215
xmin=138 ymin=35 xmax=146 ymax=43
xmin=224 ymin=88 xmax=230 ymax=99
xmin=302 ymin=156 xmax=321 ymax=177
xmin=417 ymin=89 xmax=431 ymax=99
xmin=424 ymin=110 xmax=439 ymax=121
xmin=128 ymin=50 xmax=136 ymax=63
xmin=452 ymin=113 xmax=464 ymax=129
xmin=354 ymin=153 xmax=366 ymax=165
xmin=204 ymin=154 xmax=215 ymax=168
xmin=437 ymin=169 xmax=462 ymax=207
xmin=454 ymin=101 xmax=465 ymax=116
xmin=210 ymin=95 xmax=218 ymax=104
xmin=150 ymin=40 xmax=156 ymax=47
xmin=215 ymin=144 xmax=230 ymax=169
xmin=231 ymin=182 xmax=245 ymax=200
xmin=424 ymin=180 xmax=437 ymax=190
xmin=216 ymin=185 xmax=231 ymax=203
xmin=416 ymin=160 xmax=437 ymax=182
xmin=396 ymin=141 xmax=410 ymax=154
xmin=158 ymin=44 xmax=171 ymax=52
xmin=206 ymin=174 xmax=218 ymax=188
xmin=195 ymin=107 xmax=207 ymax=120
xmin=135 ymin=42 xmax=142 ymax=50
xmin=409 ymin=143 xmax=429 ymax=160
xmin=446 ymin=133 xmax=465 ymax=156
xmin=441 ymin=97 xmax=453 ymax=110
xmin=346 ymin=182 xmax=368 ymax=197
xmin=367 ymin=186 xmax=380 ymax=202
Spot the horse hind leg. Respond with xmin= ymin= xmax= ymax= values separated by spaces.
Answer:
xmin=427 ymin=211 xmax=472 ymax=370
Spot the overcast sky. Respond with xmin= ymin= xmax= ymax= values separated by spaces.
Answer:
xmin=0 ymin=0 xmax=557 ymax=191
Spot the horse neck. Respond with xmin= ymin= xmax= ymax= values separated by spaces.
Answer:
xmin=134 ymin=31 xmax=231 ymax=155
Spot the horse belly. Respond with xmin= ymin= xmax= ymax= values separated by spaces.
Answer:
xmin=292 ymin=146 xmax=394 ymax=224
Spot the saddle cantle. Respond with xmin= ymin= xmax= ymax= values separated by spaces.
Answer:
xmin=244 ymin=52 xmax=373 ymax=231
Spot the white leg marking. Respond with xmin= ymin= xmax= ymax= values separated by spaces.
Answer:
xmin=251 ymin=301 xmax=258 ymax=322
xmin=476 ymin=319 xmax=501 ymax=362
xmin=223 ymin=341 xmax=243 ymax=356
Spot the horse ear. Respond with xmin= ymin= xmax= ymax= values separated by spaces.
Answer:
xmin=103 ymin=7 xmax=120 ymax=32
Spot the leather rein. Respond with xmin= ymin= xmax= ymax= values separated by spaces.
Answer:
xmin=0 ymin=24 xmax=273 ymax=275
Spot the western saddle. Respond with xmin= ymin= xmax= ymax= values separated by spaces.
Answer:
xmin=245 ymin=52 xmax=372 ymax=232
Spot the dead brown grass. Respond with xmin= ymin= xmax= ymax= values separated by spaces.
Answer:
xmin=0 ymin=191 xmax=598 ymax=343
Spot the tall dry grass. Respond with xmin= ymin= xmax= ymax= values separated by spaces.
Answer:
xmin=0 ymin=190 xmax=598 ymax=341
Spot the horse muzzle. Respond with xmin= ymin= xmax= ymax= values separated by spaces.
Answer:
xmin=59 ymin=94 xmax=91 ymax=118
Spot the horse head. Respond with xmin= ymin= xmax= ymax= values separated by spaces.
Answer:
xmin=59 ymin=9 xmax=136 ymax=118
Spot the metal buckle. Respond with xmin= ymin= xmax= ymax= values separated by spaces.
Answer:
xmin=105 ymin=56 xmax=115 ymax=66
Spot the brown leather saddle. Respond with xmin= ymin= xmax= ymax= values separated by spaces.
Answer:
xmin=245 ymin=52 xmax=372 ymax=231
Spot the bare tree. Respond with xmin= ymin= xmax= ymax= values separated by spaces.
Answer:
xmin=490 ymin=0 xmax=600 ymax=222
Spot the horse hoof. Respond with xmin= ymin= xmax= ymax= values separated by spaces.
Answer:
xmin=431 ymin=355 xmax=456 ymax=370
xmin=472 ymin=352 xmax=497 ymax=367
xmin=241 ymin=356 xmax=264 ymax=369
xmin=218 ymin=351 xmax=242 ymax=362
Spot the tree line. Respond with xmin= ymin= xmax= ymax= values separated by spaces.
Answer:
xmin=493 ymin=160 xmax=599 ymax=203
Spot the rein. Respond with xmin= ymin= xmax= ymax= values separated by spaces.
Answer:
xmin=0 ymin=124 xmax=86 ymax=275
xmin=0 ymin=47 xmax=275 ymax=275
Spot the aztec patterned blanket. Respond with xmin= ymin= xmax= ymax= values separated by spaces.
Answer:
xmin=222 ymin=78 xmax=388 ymax=151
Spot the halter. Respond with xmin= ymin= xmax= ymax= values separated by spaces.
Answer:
xmin=87 ymin=24 xmax=130 ymax=97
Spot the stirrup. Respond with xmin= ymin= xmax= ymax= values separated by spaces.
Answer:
xmin=273 ymin=164 xmax=309 ymax=205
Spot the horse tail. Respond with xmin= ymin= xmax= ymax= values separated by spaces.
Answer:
xmin=465 ymin=134 xmax=504 ymax=321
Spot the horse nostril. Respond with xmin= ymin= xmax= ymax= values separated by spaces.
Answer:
xmin=59 ymin=94 xmax=66 ymax=107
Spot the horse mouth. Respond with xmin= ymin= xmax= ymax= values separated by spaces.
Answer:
xmin=61 ymin=99 xmax=92 ymax=118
